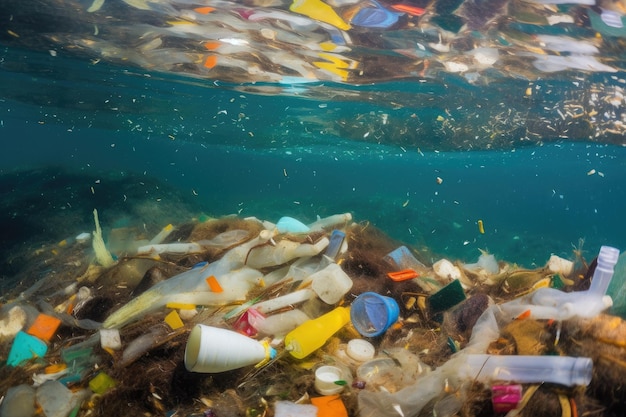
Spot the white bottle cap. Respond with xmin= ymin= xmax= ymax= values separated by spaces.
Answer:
xmin=314 ymin=365 xmax=345 ymax=395
xmin=346 ymin=339 xmax=375 ymax=362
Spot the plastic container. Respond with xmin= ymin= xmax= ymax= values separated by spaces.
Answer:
xmin=588 ymin=245 xmax=620 ymax=295
xmin=315 ymin=365 xmax=346 ymax=395
xmin=36 ymin=381 xmax=87 ymax=417
xmin=350 ymin=292 xmax=399 ymax=337
xmin=185 ymin=324 xmax=276 ymax=373
xmin=307 ymin=262 xmax=353 ymax=304
xmin=285 ymin=306 xmax=351 ymax=359
xmin=0 ymin=384 xmax=36 ymax=417
xmin=463 ymin=354 xmax=593 ymax=386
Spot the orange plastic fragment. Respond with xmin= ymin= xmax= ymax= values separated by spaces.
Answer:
xmin=390 ymin=4 xmax=426 ymax=16
xmin=515 ymin=309 xmax=532 ymax=320
xmin=203 ymin=55 xmax=218 ymax=69
xmin=311 ymin=395 xmax=348 ymax=417
xmin=387 ymin=269 xmax=419 ymax=281
xmin=194 ymin=6 xmax=215 ymax=14
xmin=45 ymin=363 xmax=67 ymax=374
xmin=27 ymin=313 xmax=62 ymax=342
xmin=203 ymin=41 xmax=221 ymax=51
xmin=206 ymin=275 xmax=224 ymax=293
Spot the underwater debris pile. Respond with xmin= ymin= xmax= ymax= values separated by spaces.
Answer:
xmin=0 ymin=211 xmax=625 ymax=417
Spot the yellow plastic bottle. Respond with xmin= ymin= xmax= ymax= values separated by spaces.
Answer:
xmin=284 ymin=306 xmax=351 ymax=359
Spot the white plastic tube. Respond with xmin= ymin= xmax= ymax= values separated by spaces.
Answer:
xmin=137 ymin=242 xmax=203 ymax=255
xmin=463 ymin=354 xmax=593 ymax=386
xmin=307 ymin=213 xmax=352 ymax=231
xmin=251 ymin=289 xmax=316 ymax=314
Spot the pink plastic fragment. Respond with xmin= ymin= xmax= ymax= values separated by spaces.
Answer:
xmin=233 ymin=308 xmax=266 ymax=337
xmin=492 ymin=384 xmax=522 ymax=413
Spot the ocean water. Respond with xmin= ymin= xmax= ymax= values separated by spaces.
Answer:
xmin=1 ymin=0 xmax=626 ymax=276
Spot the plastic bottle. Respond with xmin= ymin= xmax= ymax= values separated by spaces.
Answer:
xmin=588 ymin=245 xmax=620 ymax=295
xmin=185 ymin=324 xmax=276 ymax=373
xmin=284 ymin=306 xmax=351 ymax=359
xmin=463 ymin=354 xmax=592 ymax=386
xmin=245 ymin=237 xmax=329 ymax=269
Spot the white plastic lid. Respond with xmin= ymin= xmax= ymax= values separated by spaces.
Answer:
xmin=346 ymin=339 xmax=375 ymax=362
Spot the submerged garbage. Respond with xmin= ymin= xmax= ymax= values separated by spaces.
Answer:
xmin=0 ymin=211 xmax=625 ymax=417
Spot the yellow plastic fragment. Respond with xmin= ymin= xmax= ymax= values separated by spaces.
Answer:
xmin=165 ymin=310 xmax=185 ymax=330
xmin=320 ymin=42 xmax=338 ymax=51
xmin=290 ymin=0 xmax=351 ymax=30
xmin=166 ymin=302 xmax=197 ymax=310
xmin=89 ymin=372 xmax=116 ymax=394
xmin=45 ymin=363 xmax=67 ymax=374
xmin=477 ymin=219 xmax=485 ymax=234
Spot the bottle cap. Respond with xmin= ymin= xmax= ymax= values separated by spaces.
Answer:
xmin=346 ymin=339 xmax=375 ymax=362
xmin=314 ymin=365 xmax=345 ymax=395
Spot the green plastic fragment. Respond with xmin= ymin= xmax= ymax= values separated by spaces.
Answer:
xmin=428 ymin=279 xmax=466 ymax=315
xmin=447 ymin=336 xmax=460 ymax=353
xmin=62 ymin=346 xmax=94 ymax=368
xmin=551 ymin=274 xmax=565 ymax=289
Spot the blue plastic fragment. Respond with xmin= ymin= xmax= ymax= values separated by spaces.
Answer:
xmin=325 ymin=230 xmax=346 ymax=259
xmin=384 ymin=245 xmax=425 ymax=270
xmin=276 ymin=216 xmax=310 ymax=233
xmin=7 ymin=331 xmax=48 ymax=366
xmin=351 ymin=0 xmax=402 ymax=28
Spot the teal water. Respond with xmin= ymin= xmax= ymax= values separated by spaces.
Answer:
xmin=1 ymin=53 xmax=624 ymax=273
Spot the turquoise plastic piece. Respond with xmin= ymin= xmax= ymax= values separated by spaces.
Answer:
xmin=7 ymin=331 xmax=48 ymax=366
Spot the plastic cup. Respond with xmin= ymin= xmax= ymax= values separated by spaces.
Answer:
xmin=185 ymin=324 xmax=274 ymax=373
xmin=350 ymin=292 xmax=400 ymax=337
